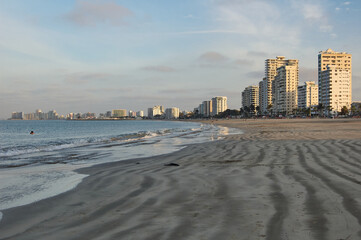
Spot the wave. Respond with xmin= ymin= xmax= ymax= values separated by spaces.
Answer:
xmin=0 ymin=127 xmax=203 ymax=158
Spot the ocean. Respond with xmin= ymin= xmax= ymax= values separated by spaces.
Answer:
xmin=0 ymin=120 xmax=241 ymax=219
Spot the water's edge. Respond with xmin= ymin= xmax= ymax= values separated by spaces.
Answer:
xmin=0 ymin=124 xmax=243 ymax=221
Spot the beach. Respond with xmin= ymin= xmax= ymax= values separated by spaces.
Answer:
xmin=0 ymin=118 xmax=361 ymax=240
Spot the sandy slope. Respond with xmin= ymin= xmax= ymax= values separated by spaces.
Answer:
xmin=0 ymin=118 xmax=360 ymax=240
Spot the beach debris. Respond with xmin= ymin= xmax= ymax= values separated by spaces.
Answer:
xmin=164 ymin=163 xmax=179 ymax=166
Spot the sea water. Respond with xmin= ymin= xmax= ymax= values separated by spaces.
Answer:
xmin=0 ymin=120 xmax=242 ymax=219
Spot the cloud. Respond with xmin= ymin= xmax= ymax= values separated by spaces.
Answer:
xmin=300 ymin=4 xmax=323 ymax=20
xmin=65 ymin=0 xmax=133 ymax=27
xmin=184 ymin=14 xmax=197 ymax=19
xmin=211 ymin=0 xmax=301 ymax=46
xmin=199 ymin=51 xmax=228 ymax=62
xmin=157 ymin=88 xmax=199 ymax=95
xmin=171 ymin=29 xmax=239 ymax=35
xmin=141 ymin=65 xmax=176 ymax=72
xmin=233 ymin=59 xmax=254 ymax=67
xmin=299 ymin=67 xmax=317 ymax=83
xmin=246 ymin=70 xmax=264 ymax=79
xmin=292 ymin=1 xmax=333 ymax=33
xmin=247 ymin=51 xmax=268 ymax=57
xmin=64 ymin=72 xmax=116 ymax=84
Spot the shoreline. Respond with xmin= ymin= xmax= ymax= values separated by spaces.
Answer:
xmin=1 ymin=119 xmax=361 ymax=239
xmin=0 ymin=121 xmax=229 ymax=213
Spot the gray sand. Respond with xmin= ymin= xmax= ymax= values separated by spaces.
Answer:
xmin=0 ymin=119 xmax=361 ymax=240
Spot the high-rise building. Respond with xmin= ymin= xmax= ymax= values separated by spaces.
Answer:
xmin=211 ymin=96 xmax=227 ymax=116
xmin=318 ymin=49 xmax=352 ymax=113
xmin=105 ymin=111 xmax=112 ymax=118
xmin=11 ymin=112 xmax=23 ymax=120
xmin=46 ymin=110 xmax=58 ymax=120
xmin=259 ymin=78 xmax=267 ymax=114
xmin=136 ymin=111 xmax=144 ymax=117
xmin=165 ymin=107 xmax=180 ymax=119
xmin=273 ymin=64 xmax=299 ymax=115
xmin=112 ymin=109 xmax=127 ymax=118
xmin=35 ymin=109 xmax=44 ymax=120
xmin=320 ymin=65 xmax=352 ymax=112
xmin=198 ymin=104 xmax=203 ymax=116
xmin=242 ymin=85 xmax=259 ymax=114
xmin=202 ymin=100 xmax=212 ymax=117
xmin=265 ymin=56 xmax=298 ymax=110
xmin=129 ymin=110 xmax=137 ymax=117
xmin=148 ymin=106 xmax=164 ymax=118
xmin=298 ymin=81 xmax=318 ymax=109
xmin=66 ymin=113 xmax=74 ymax=120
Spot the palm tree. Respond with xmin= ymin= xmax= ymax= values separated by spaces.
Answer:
xmin=351 ymin=105 xmax=356 ymax=116
xmin=256 ymin=106 xmax=260 ymax=116
xmin=326 ymin=106 xmax=333 ymax=116
xmin=250 ymin=104 xmax=255 ymax=116
xmin=240 ymin=108 xmax=244 ymax=117
xmin=341 ymin=106 xmax=349 ymax=116
xmin=317 ymin=103 xmax=324 ymax=117
xmin=267 ymin=104 xmax=272 ymax=116
xmin=244 ymin=106 xmax=250 ymax=118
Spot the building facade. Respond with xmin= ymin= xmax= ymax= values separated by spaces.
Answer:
xmin=242 ymin=85 xmax=259 ymax=115
xmin=112 ymin=109 xmax=127 ymax=117
xmin=273 ymin=64 xmax=299 ymax=115
xmin=320 ymin=65 xmax=352 ymax=112
xmin=165 ymin=107 xmax=180 ymax=119
xmin=265 ymin=56 xmax=298 ymax=112
xmin=136 ymin=111 xmax=144 ymax=117
xmin=298 ymin=81 xmax=318 ymax=109
xmin=148 ymin=106 xmax=164 ymax=118
xmin=11 ymin=112 xmax=23 ymax=120
xmin=318 ymin=49 xmax=352 ymax=113
xmin=211 ymin=96 xmax=227 ymax=116
xmin=258 ymin=78 xmax=267 ymax=114
xmin=202 ymin=100 xmax=212 ymax=117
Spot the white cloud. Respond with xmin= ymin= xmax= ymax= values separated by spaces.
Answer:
xmin=65 ymin=0 xmax=133 ymax=27
xmin=210 ymin=0 xmax=301 ymax=46
xmin=141 ymin=65 xmax=176 ymax=72
xmin=199 ymin=51 xmax=228 ymax=62
xmin=292 ymin=1 xmax=334 ymax=33
xmin=301 ymin=4 xmax=323 ymax=20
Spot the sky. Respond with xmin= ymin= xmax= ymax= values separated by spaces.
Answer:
xmin=0 ymin=0 xmax=360 ymax=118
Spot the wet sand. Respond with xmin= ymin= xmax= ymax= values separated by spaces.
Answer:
xmin=0 ymin=118 xmax=361 ymax=240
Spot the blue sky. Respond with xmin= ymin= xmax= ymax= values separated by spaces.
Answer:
xmin=0 ymin=0 xmax=360 ymax=118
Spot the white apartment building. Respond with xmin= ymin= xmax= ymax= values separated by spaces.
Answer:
xmin=298 ymin=81 xmax=318 ymax=109
xmin=242 ymin=85 xmax=259 ymax=114
xmin=129 ymin=110 xmax=137 ymax=117
xmin=165 ymin=107 xmax=180 ymax=119
xmin=202 ymin=100 xmax=212 ymax=117
xmin=273 ymin=64 xmax=299 ymax=115
xmin=265 ymin=57 xmax=298 ymax=112
xmin=318 ymin=49 xmax=352 ymax=113
xmin=320 ymin=65 xmax=352 ymax=112
xmin=211 ymin=96 xmax=227 ymax=116
xmin=148 ymin=106 xmax=164 ymax=118
xmin=136 ymin=111 xmax=144 ymax=117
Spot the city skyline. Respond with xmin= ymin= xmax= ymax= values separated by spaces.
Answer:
xmin=1 ymin=0 xmax=361 ymax=119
